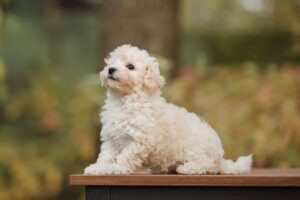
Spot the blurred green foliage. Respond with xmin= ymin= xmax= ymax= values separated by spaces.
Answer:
xmin=0 ymin=0 xmax=300 ymax=200
xmin=181 ymin=0 xmax=300 ymax=67
xmin=182 ymin=30 xmax=293 ymax=66
xmin=0 ymin=66 xmax=105 ymax=199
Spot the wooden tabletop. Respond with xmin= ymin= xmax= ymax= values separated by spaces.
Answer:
xmin=70 ymin=168 xmax=300 ymax=187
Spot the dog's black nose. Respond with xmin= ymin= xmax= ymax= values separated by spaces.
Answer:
xmin=108 ymin=67 xmax=116 ymax=75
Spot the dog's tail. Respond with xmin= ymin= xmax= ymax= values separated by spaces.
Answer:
xmin=220 ymin=154 xmax=253 ymax=174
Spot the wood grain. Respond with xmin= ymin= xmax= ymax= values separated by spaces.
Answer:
xmin=70 ymin=168 xmax=300 ymax=187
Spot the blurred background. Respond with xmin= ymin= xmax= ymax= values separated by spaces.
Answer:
xmin=0 ymin=0 xmax=300 ymax=199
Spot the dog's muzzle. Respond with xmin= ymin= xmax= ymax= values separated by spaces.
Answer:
xmin=108 ymin=75 xmax=119 ymax=81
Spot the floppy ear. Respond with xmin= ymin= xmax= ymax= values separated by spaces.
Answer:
xmin=144 ymin=66 xmax=165 ymax=91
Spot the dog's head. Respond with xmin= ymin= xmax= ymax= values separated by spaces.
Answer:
xmin=100 ymin=44 xmax=165 ymax=94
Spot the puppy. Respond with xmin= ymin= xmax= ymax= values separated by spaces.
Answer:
xmin=84 ymin=44 xmax=252 ymax=175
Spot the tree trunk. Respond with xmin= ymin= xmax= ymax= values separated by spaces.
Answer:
xmin=101 ymin=0 xmax=180 ymax=78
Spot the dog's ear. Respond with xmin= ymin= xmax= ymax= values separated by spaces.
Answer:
xmin=144 ymin=65 xmax=165 ymax=91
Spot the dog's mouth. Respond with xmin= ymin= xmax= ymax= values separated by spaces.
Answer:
xmin=108 ymin=75 xmax=119 ymax=82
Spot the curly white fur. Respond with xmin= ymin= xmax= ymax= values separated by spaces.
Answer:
xmin=84 ymin=44 xmax=252 ymax=175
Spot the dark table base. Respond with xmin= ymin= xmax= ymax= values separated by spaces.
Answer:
xmin=86 ymin=186 xmax=300 ymax=200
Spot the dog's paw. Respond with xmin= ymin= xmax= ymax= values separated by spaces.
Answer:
xmin=101 ymin=165 xmax=130 ymax=175
xmin=84 ymin=163 xmax=114 ymax=175
xmin=176 ymin=164 xmax=206 ymax=175
xmin=84 ymin=163 xmax=127 ymax=175
xmin=84 ymin=163 xmax=134 ymax=175
xmin=84 ymin=163 xmax=102 ymax=175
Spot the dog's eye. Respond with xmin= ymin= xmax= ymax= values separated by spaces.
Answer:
xmin=126 ymin=64 xmax=135 ymax=70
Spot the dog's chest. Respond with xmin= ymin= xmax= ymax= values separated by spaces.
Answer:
xmin=100 ymin=103 xmax=155 ymax=142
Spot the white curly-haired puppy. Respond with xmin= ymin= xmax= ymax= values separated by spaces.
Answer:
xmin=84 ymin=44 xmax=252 ymax=175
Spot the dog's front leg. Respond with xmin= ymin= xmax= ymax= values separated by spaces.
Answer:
xmin=109 ymin=141 xmax=146 ymax=174
xmin=84 ymin=141 xmax=115 ymax=175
